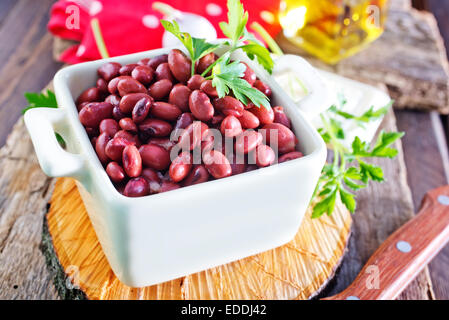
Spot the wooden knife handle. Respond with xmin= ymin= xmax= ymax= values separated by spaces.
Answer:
xmin=324 ymin=185 xmax=449 ymax=300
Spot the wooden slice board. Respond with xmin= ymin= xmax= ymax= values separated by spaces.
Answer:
xmin=45 ymin=178 xmax=351 ymax=300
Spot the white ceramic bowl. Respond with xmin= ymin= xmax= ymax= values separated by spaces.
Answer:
xmin=24 ymin=47 xmax=328 ymax=287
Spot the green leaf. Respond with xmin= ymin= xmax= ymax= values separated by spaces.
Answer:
xmin=312 ymin=189 xmax=337 ymax=219
xmin=191 ymin=38 xmax=220 ymax=61
xmin=240 ymin=43 xmax=274 ymax=74
xmin=329 ymin=118 xmax=345 ymax=139
xmin=344 ymin=177 xmax=366 ymax=190
xmin=344 ymin=167 xmax=362 ymax=180
xmin=351 ymin=136 xmax=371 ymax=157
xmin=22 ymin=90 xmax=58 ymax=114
xmin=340 ymin=188 xmax=356 ymax=213
xmin=371 ymin=131 xmax=405 ymax=158
xmin=359 ymin=160 xmax=384 ymax=183
xmin=219 ymin=0 xmax=248 ymax=43
xmin=160 ymin=20 xmax=194 ymax=58
xmin=212 ymin=58 xmax=270 ymax=108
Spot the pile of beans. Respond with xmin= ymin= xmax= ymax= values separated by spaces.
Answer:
xmin=76 ymin=49 xmax=303 ymax=197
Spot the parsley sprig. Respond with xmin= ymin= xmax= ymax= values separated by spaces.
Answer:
xmin=313 ymin=99 xmax=404 ymax=218
xmin=161 ymin=0 xmax=273 ymax=109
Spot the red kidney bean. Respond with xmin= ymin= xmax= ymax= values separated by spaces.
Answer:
xmin=278 ymin=151 xmax=303 ymax=163
xmin=108 ymin=76 xmax=131 ymax=94
xmin=77 ymin=102 xmax=88 ymax=112
xmin=242 ymin=62 xmax=256 ymax=86
xmin=160 ymin=181 xmax=180 ymax=193
xmin=95 ymin=132 xmax=112 ymax=164
xmin=235 ymin=130 xmax=263 ymax=154
xmin=96 ymin=78 xmax=108 ymax=93
xmin=168 ymin=84 xmax=191 ymax=112
xmin=106 ymin=94 xmax=120 ymax=108
xmin=210 ymin=114 xmax=225 ymax=127
xmin=169 ymin=151 xmax=192 ymax=182
xmin=200 ymin=80 xmax=218 ymax=98
xmin=253 ymin=80 xmax=272 ymax=97
xmin=147 ymin=137 xmax=176 ymax=151
xmin=114 ymin=130 xmax=141 ymax=146
xmin=86 ymin=126 xmax=99 ymax=138
xmin=131 ymin=65 xmax=154 ymax=85
xmin=196 ymin=52 xmax=216 ymax=75
xmin=117 ymin=77 xmax=147 ymax=96
xmin=187 ymin=75 xmax=205 ymax=90
xmin=147 ymin=54 xmax=168 ymax=69
xmin=99 ymin=119 xmax=119 ymax=136
xmin=119 ymin=93 xmax=152 ymax=113
xmin=155 ymin=62 xmax=174 ymax=82
xmin=178 ymin=121 xmax=209 ymax=150
xmin=119 ymin=63 xmax=138 ymax=76
xmin=273 ymin=106 xmax=292 ymax=129
xmin=124 ymin=177 xmax=149 ymax=197
xmin=251 ymin=144 xmax=275 ymax=167
xmin=248 ymin=105 xmax=274 ymax=125
xmin=148 ymin=79 xmax=173 ymax=99
xmin=76 ymin=87 xmax=101 ymax=106
xmin=213 ymin=96 xmax=244 ymax=117
xmin=119 ymin=118 xmax=138 ymax=133
xmin=182 ymin=165 xmax=209 ymax=186
xmin=228 ymin=154 xmax=246 ymax=175
xmin=106 ymin=162 xmax=126 ymax=183
xmin=202 ymin=150 xmax=232 ymax=179
xmin=147 ymin=102 xmax=180 ymax=121
xmin=132 ymin=97 xmax=153 ymax=123
xmin=138 ymin=118 xmax=172 ymax=138
xmin=173 ymin=112 xmax=195 ymax=135
xmin=79 ymin=102 xmax=113 ymax=127
xmin=123 ymin=145 xmax=142 ymax=177
xmin=262 ymin=123 xmax=298 ymax=154
xmin=220 ymin=115 xmax=242 ymax=137
xmin=245 ymin=164 xmax=258 ymax=172
xmin=105 ymin=137 xmax=132 ymax=161
xmin=189 ymin=90 xmax=214 ymax=121
xmin=141 ymin=168 xmax=162 ymax=194
xmin=141 ymin=167 xmax=161 ymax=184
xmin=239 ymin=110 xmax=260 ymax=129
xmin=98 ymin=62 xmax=121 ymax=81
xmin=112 ymin=105 xmax=126 ymax=121
xmin=168 ymin=49 xmax=191 ymax=83
xmin=139 ymin=144 xmax=171 ymax=170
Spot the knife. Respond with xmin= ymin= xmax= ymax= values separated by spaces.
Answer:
xmin=323 ymin=185 xmax=449 ymax=300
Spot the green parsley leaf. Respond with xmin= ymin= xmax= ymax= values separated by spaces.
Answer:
xmin=359 ymin=160 xmax=384 ymax=183
xmin=22 ymin=90 xmax=57 ymax=114
xmin=340 ymin=188 xmax=356 ymax=213
xmin=219 ymin=0 xmax=248 ymax=43
xmin=313 ymin=95 xmax=403 ymax=218
xmin=212 ymin=58 xmax=270 ymax=108
xmin=240 ymin=43 xmax=274 ymax=74
xmin=312 ymin=189 xmax=338 ymax=219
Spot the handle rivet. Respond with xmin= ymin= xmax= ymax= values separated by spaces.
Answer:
xmin=396 ymin=240 xmax=412 ymax=253
xmin=438 ymin=195 xmax=449 ymax=205
xmin=346 ymin=296 xmax=360 ymax=300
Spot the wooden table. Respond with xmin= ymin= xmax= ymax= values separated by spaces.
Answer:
xmin=1 ymin=0 xmax=449 ymax=299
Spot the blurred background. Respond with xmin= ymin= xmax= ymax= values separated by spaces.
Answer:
xmin=1 ymin=0 xmax=449 ymax=299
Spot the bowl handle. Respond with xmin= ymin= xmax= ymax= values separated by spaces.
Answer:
xmin=274 ymin=54 xmax=331 ymax=121
xmin=24 ymin=108 xmax=86 ymax=179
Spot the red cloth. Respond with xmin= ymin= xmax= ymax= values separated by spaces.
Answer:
xmin=48 ymin=0 xmax=281 ymax=64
